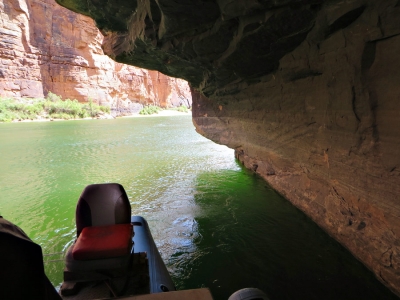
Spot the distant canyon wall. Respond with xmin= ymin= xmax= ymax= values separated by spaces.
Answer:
xmin=0 ymin=0 xmax=191 ymax=113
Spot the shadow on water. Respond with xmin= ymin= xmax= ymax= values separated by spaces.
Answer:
xmin=1 ymin=117 xmax=397 ymax=300
xmin=168 ymin=166 xmax=398 ymax=300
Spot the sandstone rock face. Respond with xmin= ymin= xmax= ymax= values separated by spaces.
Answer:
xmin=39 ymin=0 xmax=400 ymax=296
xmin=0 ymin=0 xmax=191 ymax=113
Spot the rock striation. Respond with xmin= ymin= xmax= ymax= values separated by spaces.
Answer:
xmin=56 ymin=0 xmax=400 ymax=295
xmin=0 ymin=0 xmax=191 ymax=113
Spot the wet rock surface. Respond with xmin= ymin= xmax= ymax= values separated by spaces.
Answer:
xmin=24 ymin=0 xmax=400 ymax=296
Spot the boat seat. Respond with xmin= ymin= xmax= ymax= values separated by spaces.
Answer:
xmin=64 ymin=183 xmax=134 ymax=273
xmin=73 ymin=223 xmax=133 ymax=260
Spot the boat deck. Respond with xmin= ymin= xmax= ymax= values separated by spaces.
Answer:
xmin=116 ymin=288 xmax=213 ymax=300
xmin=61 ymin=252 xmax=149 ymax=299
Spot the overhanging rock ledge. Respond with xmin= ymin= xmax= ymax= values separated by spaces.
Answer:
xmin=56 ymin=0 xmax=400 ymax=296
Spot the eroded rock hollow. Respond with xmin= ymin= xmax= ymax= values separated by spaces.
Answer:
xmin=56 ymin=0 xmax=400 ymax=295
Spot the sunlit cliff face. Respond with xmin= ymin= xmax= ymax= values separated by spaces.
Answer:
xmin=56 ymin=0 xmax=400 ymax=296
xmin=0 ymin=0 xmax=192 ymax=110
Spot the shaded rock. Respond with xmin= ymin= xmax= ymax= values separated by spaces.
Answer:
xmin=30 ymin=0 xmax=400 ymax=296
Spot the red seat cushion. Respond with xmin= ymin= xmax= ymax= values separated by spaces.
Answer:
xmin=72 ymin=223 xmax=133 ymax=260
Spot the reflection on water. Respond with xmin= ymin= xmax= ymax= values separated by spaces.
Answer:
xmin=0 ymin=116 xmax=397 ymax=300
xmin=172 ymin=170 xmax=399 ymax=300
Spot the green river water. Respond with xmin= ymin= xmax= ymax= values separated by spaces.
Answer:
xmin=0 ymin=115 xmax=397 ymax=300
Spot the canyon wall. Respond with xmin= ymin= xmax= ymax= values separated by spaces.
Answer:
xmin=55 ymin=0 xmax=400 ymax=295
xmin=0 ymin=0 xmax=191 ymax=113
xmin=194 ymin=3 xmax=400 ymax=294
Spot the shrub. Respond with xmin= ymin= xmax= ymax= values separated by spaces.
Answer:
xmin=46 ymin=92 xmax=62 ymax=102
xmin=0 ymin=93 xmax=111 ymax=121
xmin=100 ymin=105 xmax=110 ymax=114
xmin=50 ymin=113 xmax=73 ymax=120
xmin=0 ymin=97 xmax=44 ymax=121
xmin=82 ymin=98 xmax=98 ymax=117
xmin=25 ymin=102 xmax=44 ymax=115
xmin=139 ymin=105 xmax=162 ymax=115
xmin=0 ymin=98 xmax=14 ymax=113
xmin=0 ymin=111 xmax=18 ymax=122
xmin=169 ymin=104 xmax=190 ymax=113
xmin=78 ymin=110 xmax=90 ymax=119
xmin=177 ymin=105 xmax=188 ymax=113
xmin=5 ymin=101 xmax=24 ymax=112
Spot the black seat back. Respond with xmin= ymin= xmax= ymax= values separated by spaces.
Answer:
xmin=76 ymin=183 xmax=131 ymax=237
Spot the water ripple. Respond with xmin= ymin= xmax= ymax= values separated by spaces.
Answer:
xmin=0 ymin=117 xmax=395 ymax=300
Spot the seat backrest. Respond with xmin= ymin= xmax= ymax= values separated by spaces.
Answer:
xmin=76 ymin=183 xmax=131 ymax=237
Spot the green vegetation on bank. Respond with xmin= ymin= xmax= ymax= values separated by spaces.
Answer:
xmin=0 ymin=94 xmax=191 ymax=122
xmin=0 ymin=93 xmax=110 ymax=122
xmin=138 ymin=104 xmax=189 ymax=115
xmin=139 ymin=105 xmax=162 ymax=115
xmin=172 ymin=105 xmax=189 ymax=113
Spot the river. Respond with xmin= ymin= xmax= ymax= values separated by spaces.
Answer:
xmin=0 ymin=115 xmax=397 ymax=300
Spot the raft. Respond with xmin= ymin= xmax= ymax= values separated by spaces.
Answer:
xmin=0 ymin=183 xmax=267 ymax=300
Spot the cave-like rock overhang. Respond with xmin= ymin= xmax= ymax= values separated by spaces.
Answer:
xmin=56 ymin=0 xmax=400 ymax=296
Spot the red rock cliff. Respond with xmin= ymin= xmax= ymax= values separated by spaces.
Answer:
xmin=0 ymin=0 xmax=191 ymax=112
xmin=54 ymin=0 xmax=400 ymax=296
